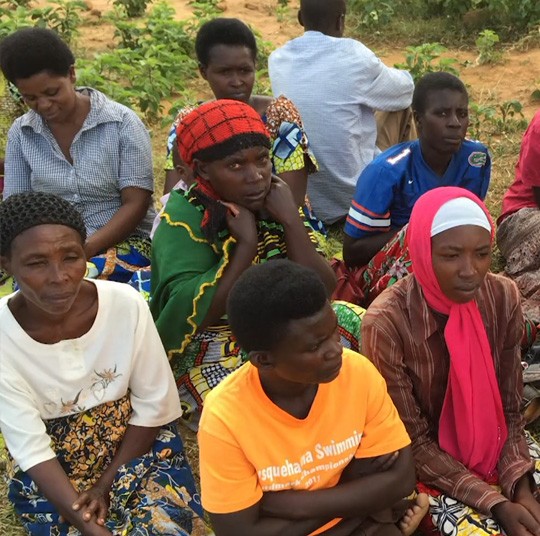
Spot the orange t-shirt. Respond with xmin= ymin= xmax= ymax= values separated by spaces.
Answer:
xmin=198 ymin=349 xmax=411 ymax=535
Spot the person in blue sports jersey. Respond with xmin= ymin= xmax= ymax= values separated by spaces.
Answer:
xmin=330 ymin=72 xmax=491 ymax=308
xmin=342 ymin=72 xmax=490 ymax=271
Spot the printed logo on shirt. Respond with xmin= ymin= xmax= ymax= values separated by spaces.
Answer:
xmin=468 ymin=152 xmax=487 ymax=167
xmin=387 ymin=148 xmax=411 ymax=166
xmin=257 ymin=430 xmax=363 ymax=491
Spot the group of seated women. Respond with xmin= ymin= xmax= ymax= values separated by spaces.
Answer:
xmin=1 ymin=17 xmax=540 ymax=536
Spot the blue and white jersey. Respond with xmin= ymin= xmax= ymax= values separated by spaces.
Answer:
xmin=344 ymin=139 xmax=490 ymax=239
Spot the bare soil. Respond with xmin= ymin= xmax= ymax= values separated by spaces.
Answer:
xmin=74 ymin=0 xmax=540 ymax=118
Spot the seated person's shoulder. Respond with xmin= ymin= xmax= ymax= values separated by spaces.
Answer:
xmin=362 ymin=276 xmax=414 ymax=323
xmin=200 ymin=363 xmax=252 ymax=421
xmin=483 ymin=271 xmax=520 ymax=303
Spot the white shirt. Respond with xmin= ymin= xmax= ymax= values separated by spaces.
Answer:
xmin=269 ymin=31 xmax=414 ymax=224
xmin=0 ymin=280 xmax=182 ymax=472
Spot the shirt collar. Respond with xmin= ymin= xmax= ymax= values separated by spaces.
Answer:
xmin=19 ymin=87 xmax=123 ymax=133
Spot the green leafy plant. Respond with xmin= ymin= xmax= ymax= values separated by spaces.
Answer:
xmin=112 ymin=0 xmax=149 ymax=18
xmin=348 ymin=0 xmax=394 ymax=29
xmin=394 ymin=43 xmax=460 ymax=82
xmin=0 ymin=0 xmax=86 ymax=43
xmin=31 ymin=0 xmax=87 ymax=43
xmin=468 ymin=99 xmax=527 ymax=140
xmin=475 ymin=29 xmax=502 ymax=64
xmin=79 ymin=1 xmax=199 ymax=124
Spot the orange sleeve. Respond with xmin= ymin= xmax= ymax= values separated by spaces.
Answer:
xmin=354 ymin=358 xmax=411 ymax=458
xmin=198 ymin=413 xmax=263 ymax=514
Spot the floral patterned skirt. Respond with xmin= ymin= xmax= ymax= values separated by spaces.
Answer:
xmin=171 ymin=301 xmax=366 ymax=431
xmin=417 ymin=431 xmax=540 ymax=536
xmin=7 ymin=396 xmax=210 ymax=535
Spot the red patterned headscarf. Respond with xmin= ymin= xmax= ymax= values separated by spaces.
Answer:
xmin=176 ymin=99 xmax=270 ymax=169
xmin=175 ymin=100 xmax=271 ymax=241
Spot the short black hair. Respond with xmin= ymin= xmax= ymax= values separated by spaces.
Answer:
xmin=0 ymin=27 xmax=75 ymax=84
xmin=0 ymin=192 xmax=87 ymax=256
xmin=195 ymin=18 xmax=257 ymax=67
xmin=300 ymin=0 xmax=345 ymax=31
xmin=412 ymin=72 xmax=468 ymax=115
xmin=227 ymin=259 xmax=328 ymax=352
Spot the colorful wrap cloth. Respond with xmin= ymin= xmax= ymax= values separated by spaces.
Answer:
xmin=7 ymin=395 xmax=210 ymax=535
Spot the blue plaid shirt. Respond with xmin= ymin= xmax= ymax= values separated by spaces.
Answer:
xmin=4 ymin=88 xmax=155 ymax=237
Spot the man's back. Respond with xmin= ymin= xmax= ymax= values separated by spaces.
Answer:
xmin=269 ymin=31 xmax=413 ymax=224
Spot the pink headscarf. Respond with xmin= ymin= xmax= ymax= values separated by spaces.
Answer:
xmin=407 ymin=186 xmax=507 ymax=479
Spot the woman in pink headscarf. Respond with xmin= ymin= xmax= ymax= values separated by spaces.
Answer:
xmin=361 ymin=186 xmax=540 ymax=536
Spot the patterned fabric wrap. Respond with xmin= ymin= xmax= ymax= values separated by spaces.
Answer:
xmin=7 ymin=395 xmax=209 ymax=535
xmin=497 ymin=207 xmax=540 ymax=325
xmin=175 ymin=100 xmax=269 ymax=168
xmin=86 ymin=236 xmax=151 ymax=283
xmin=417 ymin=431 xmax=540 ymax=536
xmin=173 ymin=301 xmax=365 ymax=430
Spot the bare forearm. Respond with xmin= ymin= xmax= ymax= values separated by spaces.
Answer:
xmin=210 ymin=512 xmax=328 ymax=536
xmin=263 ymin=449 xmax=415 ymax=520
xmin=199 ymin=242 xmax=257 ymax=330
xmin=283 ymin=218 xmax=336 ymax=295
xmin=85 ymin=193 xmax=151 ymax=257
xmin=96 ymin=424 xmax=160 ymax=490
xmin=343 ymin=229 xmax=400 ymax=268
xmin=28 ymin=459 xmax=111 ymax=535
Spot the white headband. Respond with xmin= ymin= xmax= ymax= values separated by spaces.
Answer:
xmin=431 ymin=197 xmax=491 ymax=237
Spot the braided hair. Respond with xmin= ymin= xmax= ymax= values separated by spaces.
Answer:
xmin=0 ymin=192 xmax=87 ymax=256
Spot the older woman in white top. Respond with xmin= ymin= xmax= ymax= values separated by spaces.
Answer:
xmin=0 ymin=192 xmax=208 ymax=536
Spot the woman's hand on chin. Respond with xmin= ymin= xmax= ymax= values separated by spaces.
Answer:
xmin=226 ymin=204 xmax=258 ymax=249
xmin=263 ymin=175 xmax=299 ymax=226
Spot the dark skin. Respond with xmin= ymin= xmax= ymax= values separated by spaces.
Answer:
xmin=0 ymin=225 xmax=162 ymax=534
xmin=343 ymin=88 xmax=470 ymax=268
xmin=165 ymin=44 xmax=308 ymax=206
xmin=15 ymin=67 xmax=153 ymax=259
xmin=208 ymin=304 xmax=416 ymax=536
xmin=431 ymin=225 xmax=540 ymax=536
xmin=298 ymin=0 xmax=347 ymax=37
xmin=195 ymin=145 xmax=336 ymax=330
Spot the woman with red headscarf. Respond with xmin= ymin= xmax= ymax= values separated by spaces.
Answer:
xmin=362 ymin=186 xmax=540 ymax=535
xmin=151 ymin=100 xmax=363 ymax=430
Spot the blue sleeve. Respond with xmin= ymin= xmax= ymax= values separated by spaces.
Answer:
xmin=479 ymin=149 xmax=491 ymax=200
xmin=344 ymin=162 xmax=394 ymax=239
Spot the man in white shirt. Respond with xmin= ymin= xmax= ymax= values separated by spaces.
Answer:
xmin=269 ymin=0 xmax=415 ymax=224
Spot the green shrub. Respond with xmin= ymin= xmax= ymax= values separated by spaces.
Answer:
xmin=112 ymin=0 xmax=149 ymax=18
xmin=394 ymin=43 xmax=460 ymax=82
xmin=475 ymin=29 xmax=502 ymax=64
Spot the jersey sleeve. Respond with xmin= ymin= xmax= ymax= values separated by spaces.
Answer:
xmin=198 ymin=407 xmax=263 ymax=514
xmin=354 ymin=358 xmax=411 ymax=458
xmin=344 ymin=163 xmax=394 ymax=239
